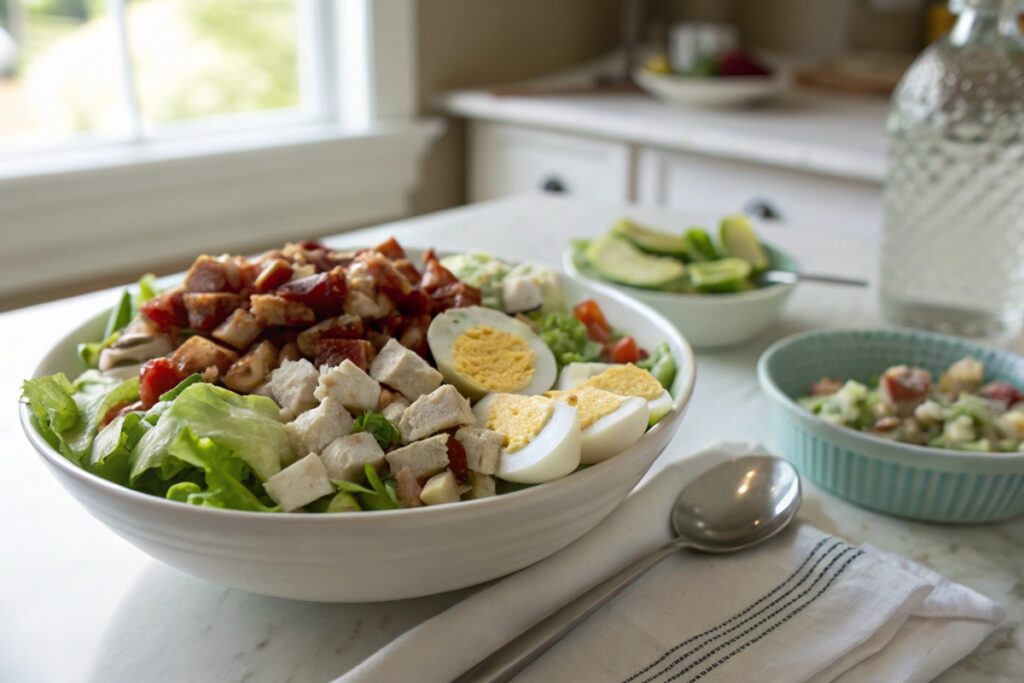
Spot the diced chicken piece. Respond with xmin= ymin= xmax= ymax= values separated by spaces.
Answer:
xmin=913 ymin=400 xmax=946 ymax=424
xmin=223 ymin=340 xmax=278 ymax=393
xmin=170 ymin=335 xmax=239 ymax=377
xmin=466 ymin=472 xmax=496 ymax=499
xmin=181 ymin=292 xmax=242 ymax=332
xmin=268 ymin=358 xmax=320 ymax=420
xmin=263 ymin=453 xmax=334 ymax=512
xmin=385 ymin=434 xmax=450 ymax=479
xmin=380 ymin=392 xmax=410 ymax=424
xmin=182 ymin=255 xmax=230 ymax=293
xmin=285 ymin=396 xmax=353 ymax=455
xmin=420 ymin=470 xmax=459 ymax=506
xmin=879 ymin=365 xmax=931 ymax=417
xmin=370 ymin=338 xmax=444 ymax=401
xmin=212 ymin=309 xmax=264 ymax=350
xmin=296 ymin=314 xmax=365 ymax=357
xmin=454 ymin=426 xmax=503 ymax=475
xmin=344 ymin=290 xmax=387 ymax=319
xmin=291 ymin=263 xmax=317 ymax=280
xmin=314 ymin=360 xmax=382 ymax=412
xmin=278 ymin=342 xmax=302 ymax=364
xmin=996 ymin=410 xmax=1024 ymax=441
xmin=250 ymin=294 xmax=315 ymax=327
xmin=320 ymin=432 xmax=385 ymax=482
xmin=501 ymin=275 xmax=542 ymax=313
xmin=398 ymin=385 xmax=475 ymax=443
xmin=315 ymin=339 xmax=376 ymax=372
xmin=943 ymin=414 xmax=976 ymax=444
xmin=939 ymin=357 xmax=985 ymax=396
xmin=394 ymin=465 xmax=423 ymax=508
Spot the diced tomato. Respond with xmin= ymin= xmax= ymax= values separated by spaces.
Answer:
xmin=139 ymin=357 xmax=183 ymax=409
xmin=609 ymin=336 xmax=640 ymax=364
xmin=140 ymin=290 xmax=188 ymax=331
xmin=980 ymin=382 xmax=1022 ymax=406
xmin=254 ymin=259 xmax=293 ymax=293
xmin=315 ymin=338 xmax=376 ymax=371
xmin=573 ymin=299 xmax=611 ymax=343
xmin=637 ymin=347 xmax=650 ymax=361
xmin=373 ymin=237 xmax=406 ymax=260
xmin=446 ymin=434 xmax=468 ymax=481
xmin=276 ymin=267 xmax=347 ymax=318
xmin=880 ymin=366 xmax=931 ymax=404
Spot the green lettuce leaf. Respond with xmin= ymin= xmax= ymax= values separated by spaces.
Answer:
xmin=88 ymin=411 xmax=148 ymax=485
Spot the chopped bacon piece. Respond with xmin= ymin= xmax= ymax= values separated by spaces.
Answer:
xmin=250 ymin=294 xmax=315 ymax=327
xmin=211 ymin=309 xmax=264 ymax=350
xmin=276 ymin=266 xmax=347 ymax=318
xmin=297 ymin=239 xmax=327 ymax=251
xmin=446 ymin=434 xmax=469 ymax=482
xmin=296 ymin=314 xmax=366 ymax=357
xmin=420 ymin=258 xmax=459 ymax=293
xmin=140 ymin=290 xmax=188 ymax=331
xmin=373 ymin=237 xmax=406 ymax=260
xmin=139 ymin=357 xmax=183 ymax=409
xmin=315 ymin=338 xmax=376 ymax=371
xmin=394 ymin=466 xmax=423 ymax=508
xmin=421 ymin=247 xmax=438 ymax=264
xmin=398 ymin=314 xmax=432 ymax=357
xmin=170 ymin=335 xmax=239 ymax=377
xmin=254 ymin=259 xmax=293 ymax=293
xmin=393 ymin=259 xmax=421 ymax=284
xmin=430 ymin=282 xmax=482 ymax=312
xmin=182 ymin=255 xmax=230 ymax=293
xmin=879 ymin=365 xmax=931 ymax=416
xmin=980 ymin=381 xmax=1022 ymax=406
xmin=182 ymin=292 xmax=243 ymax=332
xmin=112 ymin=400 xmax=144 ymax=423
xmin=811 ymin=378 xmax=844 ymax=396
xmin=360 ymin=251 xmax=413 ymax=303
xmin=396 ymin=288 xmax=431 ymax=315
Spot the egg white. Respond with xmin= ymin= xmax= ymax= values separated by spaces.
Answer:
xmin=579 ymin=396 xmax=649 ymax=464
xmin=473 ymin=396 xmax=582 ymax=484
xmin=557 ymin=362 xmax=673 ymax=426
xmin=428 ymin=306 xmax=557 ymax=400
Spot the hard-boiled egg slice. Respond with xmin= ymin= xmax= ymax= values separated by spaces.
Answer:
xmin=547 ymin=388 xmax=649 ymax=464
xmin=428 ymin=306 xmax=557 ymax=401
xmin=473 ymin=393 xmax=581 ymax=484
xmin=558 ymin=362 xmax=673 ymax=425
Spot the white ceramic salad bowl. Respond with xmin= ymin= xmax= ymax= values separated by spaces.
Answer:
xmin=21 ymin=267 xmax=695 ymax=602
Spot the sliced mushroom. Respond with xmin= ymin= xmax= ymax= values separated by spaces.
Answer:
xmin=98 ymin=333 xmax=174 ymax=375
xmin=223 ymin=340 xmax=278 ymax=393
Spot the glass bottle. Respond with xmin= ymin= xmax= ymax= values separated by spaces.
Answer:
xmin=880 ymin=0 xmax=1024 ymax=339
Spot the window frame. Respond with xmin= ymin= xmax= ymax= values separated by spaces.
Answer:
xmin=0 ymin=0 xmax=441 ymax=301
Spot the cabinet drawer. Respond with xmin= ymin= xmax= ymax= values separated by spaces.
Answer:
xmin=636 ymin=147 xmax=883 ymax=241
xmin=468 ymin=122 xmax=632 ymax=203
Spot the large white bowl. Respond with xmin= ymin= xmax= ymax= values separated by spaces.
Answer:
xmin=563 ymin=244 xmax=797 ymax=349
xmin=20 ymin=268 xmax=695 ymax=602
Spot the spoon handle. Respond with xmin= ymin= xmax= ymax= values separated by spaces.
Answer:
xmin=453 ymin=537 xmax=691 ymax=683
xmin=797 ymin=272 xmax=869 ymax=288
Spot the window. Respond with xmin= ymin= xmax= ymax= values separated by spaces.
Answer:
xmin=0 ymin=0 xmax=440 ymax=305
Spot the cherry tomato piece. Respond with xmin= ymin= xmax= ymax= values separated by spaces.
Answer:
xmin=610 ymin=336 xmax=640 ymax=364
xmin=139 ymin=357 xmax=183 ymax=409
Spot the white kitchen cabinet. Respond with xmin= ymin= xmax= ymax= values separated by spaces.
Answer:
xmin=468 ymin=121 xmax=632 ymax=203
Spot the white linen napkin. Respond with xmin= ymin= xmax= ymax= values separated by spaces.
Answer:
xmin=337 ymin=442 xmax=1004 ymax=683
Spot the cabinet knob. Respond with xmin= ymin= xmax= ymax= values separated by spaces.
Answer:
xmin=541 ymin=176 xmax=568 ymax=194
xmin=743 ymin=198 xmax=782 ymax=221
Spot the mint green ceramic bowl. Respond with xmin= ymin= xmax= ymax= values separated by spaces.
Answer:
xmin=758 ymin=329 xmax=1024 ymax=523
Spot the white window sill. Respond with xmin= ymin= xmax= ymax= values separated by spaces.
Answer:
xmin=0 ymin=118 xmax=444 ymax=298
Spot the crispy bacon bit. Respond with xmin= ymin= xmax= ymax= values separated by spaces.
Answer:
xmin=872 ymin=416 xmax=901 ymax=432
xmin=113 ymin=400 xmax=144 ymax=422
xmin=140 ymin=290 xmax=188 ymax=331
xmin=140 ymin=358 xmax=183 ymax=409
xmin=374 ymin=237 xmax=406 ymax=261
xmin=420 ymin=258 xmax=459 ymax=293
xmin=254 ymin=259 xmax=293 ymax=293
xmin=183 ymin=255 xmax=230 ymax=293
xmin=430 ymin=282 xmax=482 ymax=312
xmin=182 ymin=292 xmax=243 ymax=332
xmin=980 ymin=382 xmax=1022 ymax=407
xmin=446 ymin=434 xmax=469 ymax=481
xmin=276 ymin=266 xmax=348 ymax=318
xmin=296 ymin=314 xmax=366 ymax=357
xmin=397 ymin=314 xmax=431 ymax=357
xmin=394 ymin=466 xmax=423 ymax=508
xmin=421 ymin=248 xmax=437 ymax=264
xmin=315 ymin=338 xmax=376 ymax=371
xmin=811 ymin=378 xmax=844 ymax=396
xmin=170 ymin=335 xmax=239 ymax=377
xmin=212 ymin=309 xmax=264 ymax=350
xmin=396 ymin=288 xmax=431 ymax=316
xmin=250 ymin=294 xmax=316 ymax=327
xmin=393 ymin=259 xmax=421 ymax=284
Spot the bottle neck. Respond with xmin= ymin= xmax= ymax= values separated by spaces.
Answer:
xmin=949 ymin=0 xmax=1023 ymax=45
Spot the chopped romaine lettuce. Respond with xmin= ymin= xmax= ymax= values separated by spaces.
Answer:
xmin=351 ymin=411 xmax=400 ymax=450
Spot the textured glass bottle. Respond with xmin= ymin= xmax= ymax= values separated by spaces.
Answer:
xmin=881 ymin=0 xmax=1024 ymax=339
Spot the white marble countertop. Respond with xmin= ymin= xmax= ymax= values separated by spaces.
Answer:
xmin=2 ymin=195 xmax=1021 ymax=682
xmin=441 ymin=88 xmax=889 ymax=185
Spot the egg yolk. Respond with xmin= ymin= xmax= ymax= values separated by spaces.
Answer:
xmin=485 ymin=394 xmax=553 ymax=452
xmin=452 ymin=325 xmax=536 ymax=392
xmin=580 ymin=364 xmax=663 ymax=400
xmin=546 ymin=388 xmax=623 ymax=430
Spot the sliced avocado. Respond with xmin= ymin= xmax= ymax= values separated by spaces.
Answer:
xmin=585 ymin=235 xmax=686 ymax=289
xmin=683 ymin=228 xmax=719 ymax=262
xmin=610 ymin=217 xmax=691 ymax=258
xmin=719 ymin=215 xmax=770 ymax=271
xmin=688 ymin=258 xmax=752 ymax=293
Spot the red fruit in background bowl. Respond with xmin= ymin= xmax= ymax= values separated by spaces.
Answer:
xmin=717 ymin=50 xmax=771 ymax=77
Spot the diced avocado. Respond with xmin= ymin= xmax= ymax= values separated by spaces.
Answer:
xmin=610 ymin=217 xmax=691 ymax=258
xmin=688 ymin=258 xmax=752 ymax=293
xmin=684 ymin=228 xmax=719 ymax=261
xmin=585 ymin=236 xmax=686 ymax=289
xmin=719 ymin=215 xmax=770 ymax=271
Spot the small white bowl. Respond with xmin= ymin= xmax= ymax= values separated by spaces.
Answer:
xmin=563 ymin=244 xmax=797 ymax=349
xmin=634 ymin=68 xmax=787 ymax=108
xmin=20 ymin=268 xmax=695 ymax=602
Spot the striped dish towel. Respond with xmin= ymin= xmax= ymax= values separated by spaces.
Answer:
xmin=337 ymin=442 xmax=1003 ymax=683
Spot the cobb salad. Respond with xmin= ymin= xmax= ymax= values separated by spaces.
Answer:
xmin=22 ymin=238 xmax=676 ymax=513
xmin=800 ymin=357 xmax=1024 ymax=453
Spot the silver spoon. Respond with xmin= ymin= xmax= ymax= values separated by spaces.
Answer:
xmin=758 ymin=270 xmax=868 ymax=288
xmin=455 ymin=455 xmax=802 ymax=683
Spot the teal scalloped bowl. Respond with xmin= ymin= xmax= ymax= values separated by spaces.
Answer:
xmin=758 ymin=329 xmax=1024 ymax=523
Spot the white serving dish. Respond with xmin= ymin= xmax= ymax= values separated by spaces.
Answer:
xmin=563 ymin=244 xmax=797 ymax=349
xmin=20 ymin=263 xmax=695 ymax=602
xmin=633 ymin=68 xmax=787 ymax=108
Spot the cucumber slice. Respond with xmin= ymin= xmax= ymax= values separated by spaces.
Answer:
xmin=719 ymin=215 xmax=770 ymax=271
xmin=684 ymin=228 xmax=719 ymax=261
xmin=585 ymin=236 xmax=686 ymax=289
xmin=688 ymin=258 xmax=752 ymax=293
xmin=610 ymin=218 xmax=691 ymax=258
